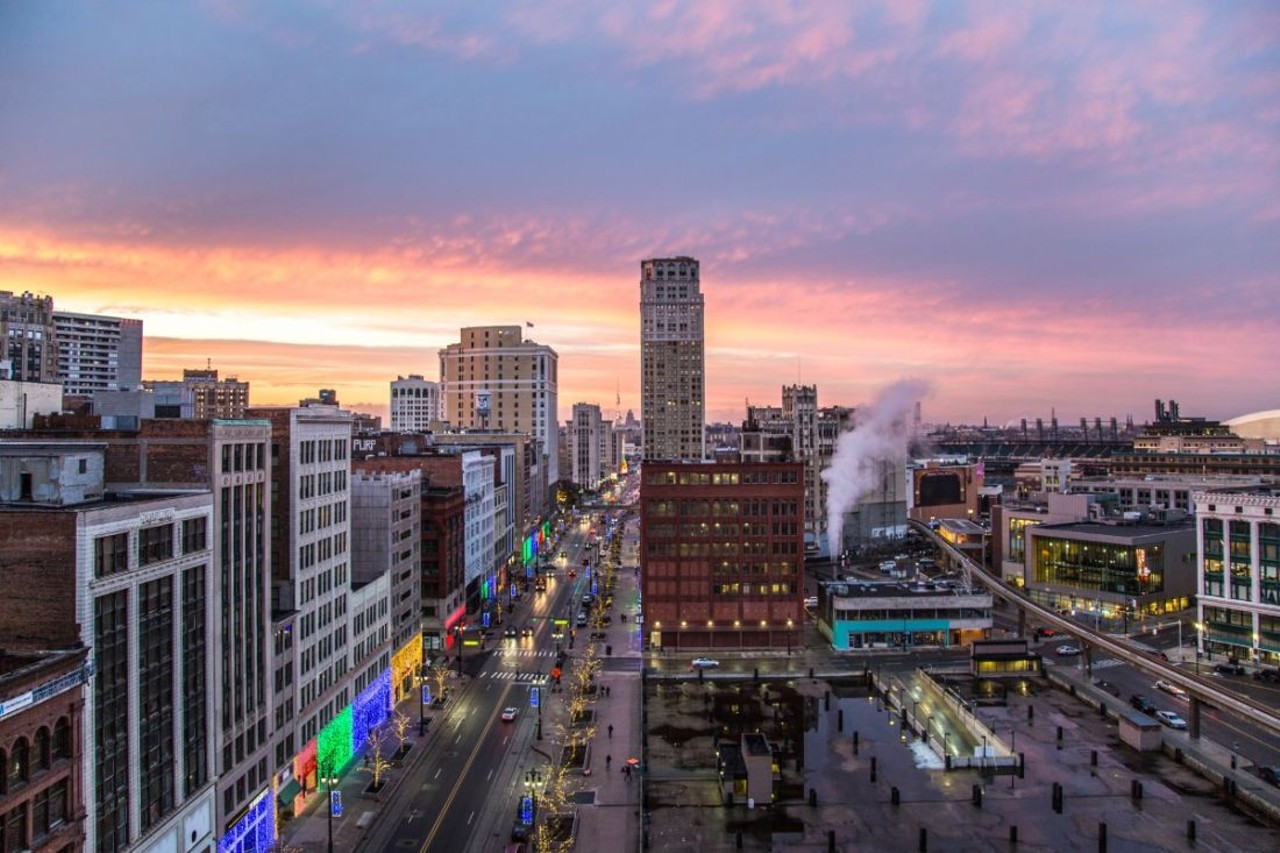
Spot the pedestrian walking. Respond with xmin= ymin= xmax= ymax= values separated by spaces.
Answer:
xmin=606 ymin=754 xmax=612 ymax=769
xmin=608 ymin=724 xmax=614 ymax=739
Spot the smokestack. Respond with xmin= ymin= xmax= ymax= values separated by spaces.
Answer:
xmin=821 ymin=379 xmax=930 ymax=557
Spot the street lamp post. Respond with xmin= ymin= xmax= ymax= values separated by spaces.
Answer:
xmin=322 ymin=767 xmax=339 ymax=853
xmin=419 ymin=662 xmax=428 ymax=736
xmin=786 ymin=618 xmax=794 ymax=656
xmin=455 ymin=625 xmax=464 ymax=676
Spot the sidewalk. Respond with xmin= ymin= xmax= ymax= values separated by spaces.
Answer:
xmin=571 ymin=539 xmax=645 ymax=853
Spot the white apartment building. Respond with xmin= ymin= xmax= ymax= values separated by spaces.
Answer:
xmin=54 ymin=309 xmax=143 ymax=395
xmin=1195 ymin=486 xmax=1280 ymax=669
xmin=640 ymin=256 xmax=705 ymax=462
xmin=461 ymin=450 xmax=496 ymax=590
xmin=249 ymin=404 xmax=355 ymax=777
xmin=351 ymin=468 xmax=422 ymax=689
xmin=438 ymin=326 xmax=559 ymax=484
xmin=390 ymin=374 xmax=441 ymax=432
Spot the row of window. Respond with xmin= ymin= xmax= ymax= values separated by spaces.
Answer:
xmin=298 ymin=438 xmax=348 ymax=465
xmin=645 ymin=541 xmax=797 ymax=558
xmin=0 ymin=778 xmax=70 ymax=850
xmin=644 ymin=470 xmax=798 ymax=487
xmin=645 ymin=499 xmax=799 ymax=518
xmin=221 ymin=442 xmax=266 ymax=473
xmin=94 ymin=517 xmax=208 ymax=578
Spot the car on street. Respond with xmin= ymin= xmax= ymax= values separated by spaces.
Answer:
xmin=521 ymin=627 xmax=533 ymax=638
xmin=804 ymin=596 xmax=819 ymax=608
xmin=503 ymin=627 xmax=517 ymax=638
xmin=1130 ymin=694 xmax=1157 ymax=715
xmin=1155 ymin=710 xmax=1187 ymax=730
xmin=690 ymin=657 xmax=720 ymax=669
xmin=1055 ymin=645 xmax=1081 ymax=656
xmin=1154 ymin=679 xmax=1188 ymax=699
xmin=1213 ymin=662 xmax=1245 ymax=676
xmin=1254 ymin=667 xmax=1280 ymax=683
xmin=1260 ymin=766 xmax=1280 ymax=786
xmin=1035 ymin=628 xmax=1058 ymax=639
xmin=501 ymin=707 xmax=519 ymax=722
xmin=576 ymin=612 xmax=588 ymax=626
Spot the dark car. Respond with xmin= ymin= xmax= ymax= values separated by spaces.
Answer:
xmin=1261 ymin=766 xmax=1280 ymax=786
xmin=1130 ymin=694 xmax=1157 ymax=715
xmin=1254 ymin=668 xmax=1280 ymax=683
xmin=1214 ymin=662 xmax=1245 ymax=676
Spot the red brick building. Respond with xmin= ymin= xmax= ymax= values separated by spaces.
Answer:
xmin=640 ymin=460 xmax=805 ymax=651
xmin=0 ymin=649 xmax=87 ymax=853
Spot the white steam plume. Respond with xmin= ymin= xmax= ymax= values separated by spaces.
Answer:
xmin=822 ymin=379 xmax=930 ymax=557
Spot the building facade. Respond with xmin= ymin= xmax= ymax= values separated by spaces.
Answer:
xmin=815 ymin=580 xmax=993 ymax=651
xmin=438 ymin=326 xmax=559 ymax=485
xmin=640 ymin=459 xmax=804 ymax=650
xmin=640 ymin=257 xmax=705 ymax=462
xmin=0 ymin=291 xmax=58 ymax=384
xmin=351 ymin=469 xmax=422 ymax=698
xmin=1195 ymin=487 xmax=1280 ymax=669
xmin=389 ymin=375 xmax=440 ymax=433
xmin=570 ymin=403 xmax=607 ymax=490
xmin=0 ymin=649 xmax=88 ymax=853
xmin=54 ymin=311 xmax=143 ymax=396
xmin=145 ymin=370 xmax=250 ymax=420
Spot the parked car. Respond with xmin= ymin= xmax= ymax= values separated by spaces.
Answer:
xmin=1254 ymin=667 xmax=1280 ymax=683
xmin=690 ymin=657 xmax=720 ymax=669
xmin=1035 ymin=628 xmax=1058 ymax=639
xmin=1260 ymin=766 xmax=1280 ymax=786
xmin=1213 ymin=662 xmax=1245 ymax=676
xmin=1055 ymin=645 xmax=1082 ymax=656
xmin=1155 ymin=710 xmax=1187 ymax=730
xmin=501 ymin=707 xmax=519 ymax=722
xmin=1130 ymin=694 xmax=1158 ymax=715
xmin=1154 ymin=679 xmax=1188 ymax=699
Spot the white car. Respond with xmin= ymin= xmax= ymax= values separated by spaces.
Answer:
xmin=804 ymin=596 xmax=819 ymax=608
xmin=1155 ymin=710 xmax=1187 ymax=730
xmin=1154 ymin=679 xmax=1188 ymax=699
xmin=501 ymin=707 xmax=519 ymax=722
xmin=1055 ymin=645 xmax=1082 ymax=656
xmin=690 ymin=657 xmax=720 ymax=669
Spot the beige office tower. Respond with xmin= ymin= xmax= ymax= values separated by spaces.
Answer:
xmin=438 ymin=326 xmax=559 ymax=484
xmin=640 ymin=256 xmax=705 ymax=461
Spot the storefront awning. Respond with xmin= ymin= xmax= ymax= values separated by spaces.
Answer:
xmin=278 ymin=779 xmax=302 ymax=805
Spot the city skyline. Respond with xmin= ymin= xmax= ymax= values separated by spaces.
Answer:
xmin=2 ymin=2 xmax=1277 ymax=425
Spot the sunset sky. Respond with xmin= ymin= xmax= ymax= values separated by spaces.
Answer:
xmin=2 ymin=2 xmax=1277 ymax=427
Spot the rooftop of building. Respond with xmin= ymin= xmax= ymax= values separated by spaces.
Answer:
xmin=820 ymin=580 xmax=988 ymax=599
xmin=1198 ymin=484 xmax=1280 ymax=498
xmin=1032 ymin=518 xmax=1194 ymax=538
xmin=743 ymin=732 xmax=771 ymax=756
xmin=0 ymin=647 xmax=83 ymax=686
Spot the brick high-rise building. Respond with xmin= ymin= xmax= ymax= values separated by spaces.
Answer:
xmin=438 ymin=325 xmax=559 ymax=485
xmin=0 ymin=291 xmax=57 ymax=383
xmin=640 ymin=459 xmax=804 ymax=651
xmin=640 ymin=257 xmax=705 ymax=462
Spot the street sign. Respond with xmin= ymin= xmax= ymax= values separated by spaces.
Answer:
xmin=330 ymin=790 xmax=343 ymax=818
xmin=422 ymin=684 xmax=431 ymax=705
xmin=530 ymin=686 xmax=540 ymax=709
xmin=520 ymin=795 xmax=533 ymax=825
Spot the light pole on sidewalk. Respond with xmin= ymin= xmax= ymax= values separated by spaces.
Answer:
xmin=322 ymin=766 xmax=339 ymax=853
xmin=419 ymin=662 xmax=428 ymax=736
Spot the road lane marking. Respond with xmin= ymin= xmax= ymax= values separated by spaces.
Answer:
xmin=467 ymin=810 xmax=475 ymax=826
xmin=418 ymin=685 xmax=512 ymax=853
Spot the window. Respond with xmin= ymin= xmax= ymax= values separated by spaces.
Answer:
xmin=138 ymin=523 xmax=174 ymax=566
xmin=6 ymin=739 xmax=28 ymax=792
xmin=94 ymin=532 xmax=130 ymax=578
xmin=183 ymin=517 xmax=207 ymax=553
xmin=32 ymin=778 xmax=67 ymax=839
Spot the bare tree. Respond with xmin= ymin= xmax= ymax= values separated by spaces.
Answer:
xmin=429 ymin=658 xmax=452 ymax=703
xmin=390 ymin=710 xmax=412 ymax=755
xmin=366 ymin=727 xmax=392 ymax=789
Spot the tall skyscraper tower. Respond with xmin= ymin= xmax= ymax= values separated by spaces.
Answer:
xmin=438 ymin=325 xmax=559 ymax=484
xmin=640 ymin=256 xmax=705 ymax=461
